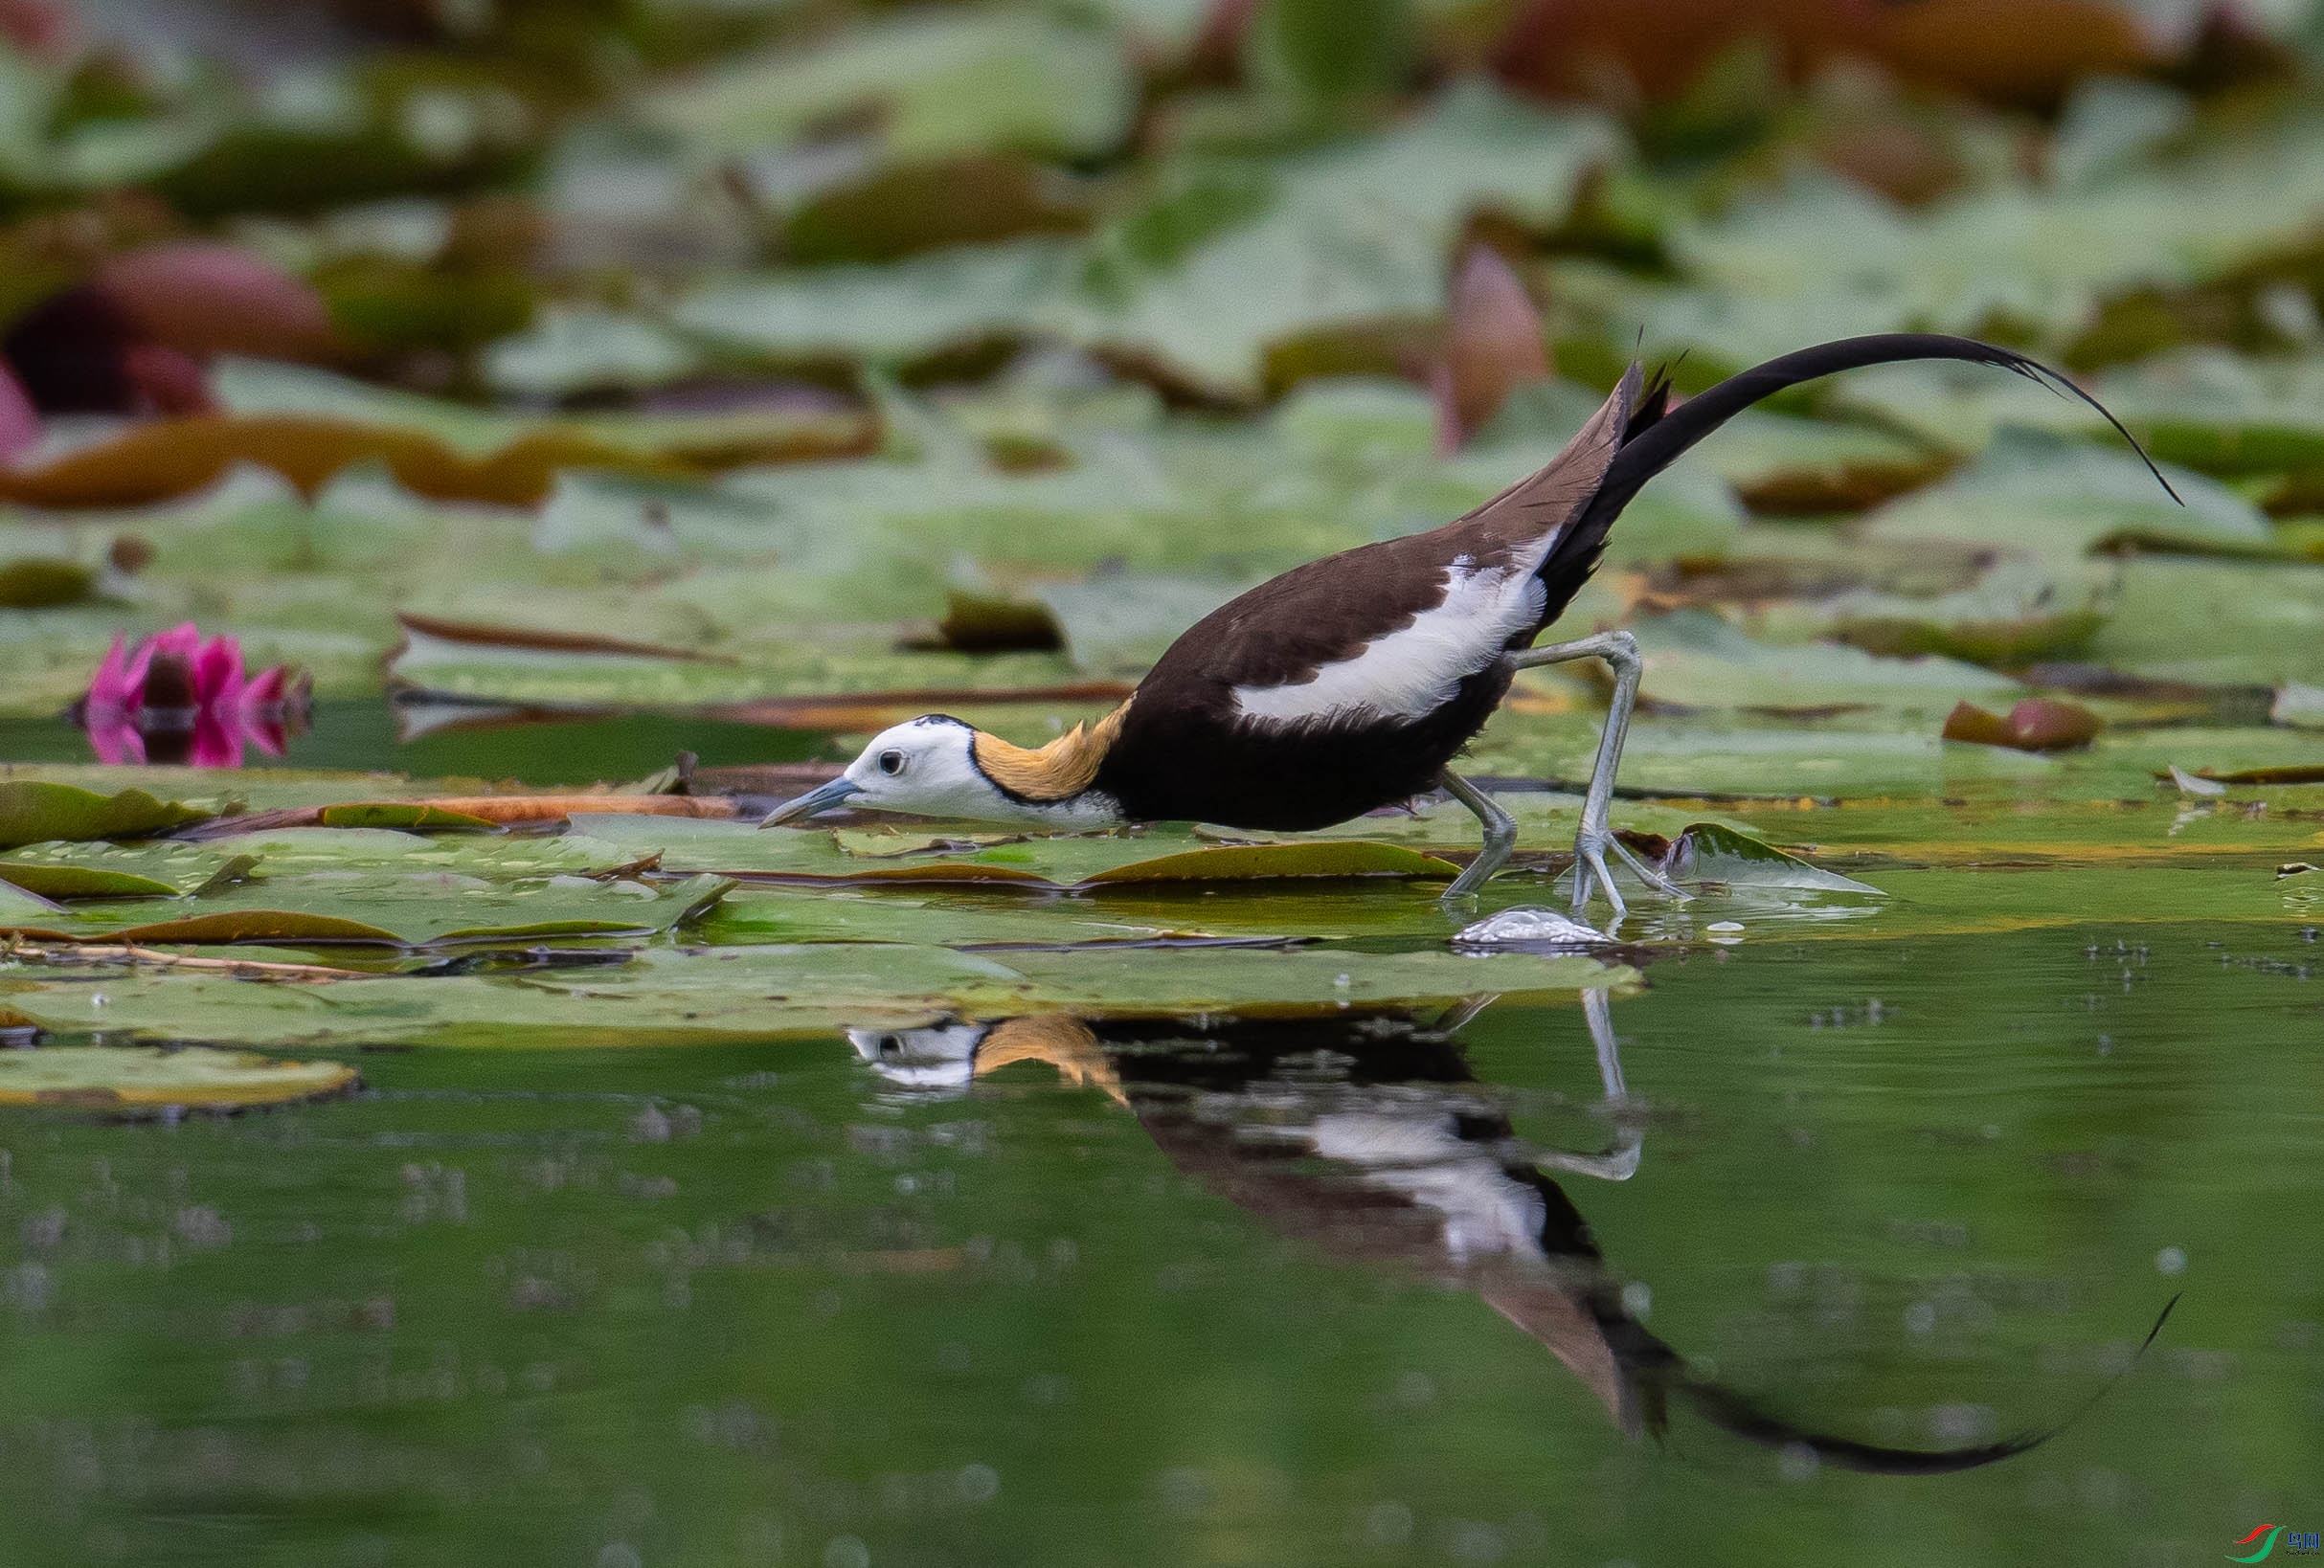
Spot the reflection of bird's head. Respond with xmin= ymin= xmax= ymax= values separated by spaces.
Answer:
xmin=846 ymin=1021 xmax=988 ymax=1094
xmin=846 ymin=1016 xmax=1127 ymax=1106
xmin=762 ymin=709 xmax=1129 ymax=828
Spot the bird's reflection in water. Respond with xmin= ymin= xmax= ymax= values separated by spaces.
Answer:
xmin=846 ymin=997 xmax=2063 ymax=1476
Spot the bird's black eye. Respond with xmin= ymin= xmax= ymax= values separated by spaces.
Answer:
xmin=878 ymin=750 xmax=905 ymax=775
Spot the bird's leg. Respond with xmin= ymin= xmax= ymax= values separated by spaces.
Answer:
xmin=1533 ymin=988 xmax=1642 ymax=1182
xmin=1506 ymin=629 xmax=1689 ymax=921
xmin=1436 ymin=768 xmax=1516 ymax=903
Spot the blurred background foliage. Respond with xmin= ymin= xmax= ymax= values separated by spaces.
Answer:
xmin=1 ymin=0 xmax=2323 ymax=775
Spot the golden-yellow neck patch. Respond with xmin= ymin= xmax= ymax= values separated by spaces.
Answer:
xmin=973 ymin=1015 xmax=1126 ymax=1106
xmin=969 ymin=703 xmax=1127 ymax=802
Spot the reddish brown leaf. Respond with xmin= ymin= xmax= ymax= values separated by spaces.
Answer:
xmin=0 ymin=414 xmax=692 ymax=509
xmin=395 ymin=613 xmax=738 ymax=664
xmin=706 ymin=682 xmax=1136 ymax=730
xmin=1494 ymin=0 xmax=1871 ymax=105
xmin=96 ymin=243 xmax=339 ymax=362
xmin=1868 ymin=0 xmax=2162 ymax=111
xmin=1942 ymin=697 xmax=2102 ymax=751
xmin=1437 ymin=245 xmax=1549 ymax=451
xmin=0 ymin=361 xmax=35 ymax=461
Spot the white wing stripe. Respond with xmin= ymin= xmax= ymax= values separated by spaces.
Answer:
xmin=1230 ymin=561 xmax=1546 ymax=726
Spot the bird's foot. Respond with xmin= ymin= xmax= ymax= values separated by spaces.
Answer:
xmin=1568 ymin=830 xmax=1691 ymax=923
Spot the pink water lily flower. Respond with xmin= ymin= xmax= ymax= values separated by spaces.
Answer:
xmin=77 ymin=623 xmax=309 ymax=767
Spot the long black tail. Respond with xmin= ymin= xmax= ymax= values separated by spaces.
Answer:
xmin=1660 ymin=1292 xmax=2180 ymax=1477
xmin=1540 ymin=331 xmax=2179 ymax=594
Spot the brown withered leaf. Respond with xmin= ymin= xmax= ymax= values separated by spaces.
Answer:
xmin=0 ymin=415 xmax=674 ymax=507
xmin=786 ymin=156 xmax=1094 ymax=266
xmin=395 ymin=613 xmax=739 ymax=665
xmin=1829 ymin=611 xmax=2104 ymax=672
xmin=923 ymin=592 xmax=1066 ymax=654
xmin=1941 ymin=697 xmax=2103 ymax=751
xmin=1437 ymin=244 xmax=1549 ymax=450
xmin=1733 ymin=454 xmax=1952 ymax=515
xmin=1493 ymin=0 xmax=1865 ymax=105
xmin=0 ymin=410 xmax=867 ymax=510
xmin=95 ymin=243 xmax=340 ymax=362
xmin=1867 ymin=0 xmax=2164 ymax=112
xmin=705 ymin=682 xmax=1134 ymax=731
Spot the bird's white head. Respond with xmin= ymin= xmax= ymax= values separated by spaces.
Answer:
xmin=759 ymin=710 xmax=1128 ymax=829
xmin=760 ymin=715 xmax=995 ymax=826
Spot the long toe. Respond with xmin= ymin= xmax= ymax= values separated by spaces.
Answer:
xmin=1611 ymin=836 xmax=1692 ymax=901
xmin=1570 ymin=845 xmax=1629 ymax=923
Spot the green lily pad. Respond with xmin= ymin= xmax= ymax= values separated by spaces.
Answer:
xmin=0 ymin=863 xmax=180 ymax=900
xmin=0 ymin=1046 xmax=358 ymax=1109
xmin=700 ymin=888 xmax=1214 ymax=948
xmin=1627 ymin=610 xmax=2021 ymax=713
xmin=637 ymin=11 xmax=1137 ymax=165
xmin=0 ymin=871 xmax=733 ymax=948
xmin=0 ymin=827 xmax=638 ymax=899
xmin=573 ymin=814 xmax=1460 ymax=887
xmin=0 ymin=781 xmax=213 ymax=850
xmin=1664 ymin=822 xmax=1885 ymax=895
xmin=0 ymin=943 xmax=1631 ymax=1050
xmin=1861 ymin=431 xmax=2267 ymax=563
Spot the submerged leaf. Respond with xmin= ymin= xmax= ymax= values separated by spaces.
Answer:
xmin=0 ymin=1046 xmax=357 ymax=1109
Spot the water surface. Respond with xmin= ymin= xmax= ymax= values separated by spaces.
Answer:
xmin=0 ymin=919 xmax=2312 ymax=1567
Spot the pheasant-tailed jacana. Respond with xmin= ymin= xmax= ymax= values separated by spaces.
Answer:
xmin=766 ymin=334 xmax=2171 ymax=917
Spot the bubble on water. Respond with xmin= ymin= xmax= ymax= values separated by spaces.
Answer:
xmin=823 ymin=1536 xmax=869 ymax=1568
xmin=1158 ymin=1467 xmax=1211 ymax=1517
xmin=1619 ymin=1282 xmax=1651 ymax=1321
xmin=1929 ymin=1404 xmax=1993 ymax=1443
xmin=1447 ymin=1520 xmax=1504 ymax=1563
xmin=1704 ymin=921 xmax=1744 ymax=933
xmin=630 ymin=1105 xmax=671 ymax=1143
xmin=957 ymin=1464 xmax=999 ymax=1504
xmin=1393 ymin=1371 xmax=1436 ymax=1408
xmin=1905 ymin=1301 xmax=1936 ymax=1334
xmin=1452 ymin=907 xmax=1605 ymax=948
xmin=596 ymin=1546 xmax=643 ymax=1568
xmin=2155 ymin=1245 xmax=2187 ymax=1276
xmin=1365 ymin=1502 xmax=1413 ymax=1546
xmin=1777 ymin=1443 xmax=1819 ymax=1484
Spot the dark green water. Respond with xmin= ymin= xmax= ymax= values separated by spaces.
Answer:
xmin=0 ymin=703 xmax=822 ymax=786
xmin=0 ymin=923 xmax=2313 ymax=1567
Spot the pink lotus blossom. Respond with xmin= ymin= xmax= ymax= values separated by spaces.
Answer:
xmin=76 ymin=623 xmax=309 ymax=767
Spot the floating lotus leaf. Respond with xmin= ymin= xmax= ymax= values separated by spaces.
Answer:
xmin=0 ymin=870 xmax=733 ymax=948
xmin=573 ymin=814 xmax=1461 ymax=887
xmin=0 ymin=781 xmax=212 ymax=849
xmin=0 ymin=943 xmax=1631 ymax=1050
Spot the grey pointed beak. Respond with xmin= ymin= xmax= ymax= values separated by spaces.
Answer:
xmin=759 ymin=776 xmax=862 ymax=827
